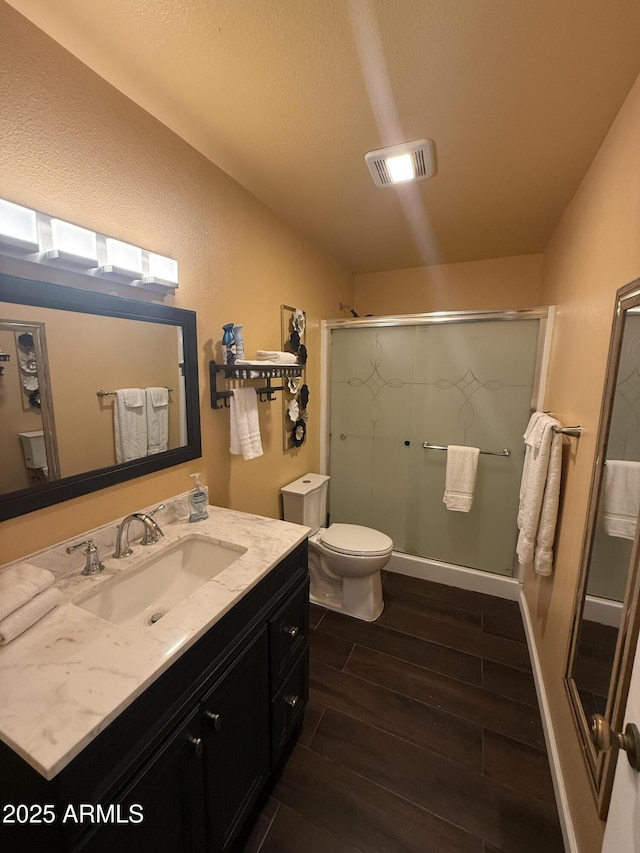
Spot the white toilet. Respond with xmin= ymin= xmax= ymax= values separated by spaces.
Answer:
xmin=281 ymin=473 xmax=393 ymax=621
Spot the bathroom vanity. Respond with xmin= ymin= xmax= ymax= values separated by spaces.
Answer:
xmin=0 ymin=503 xmax=309 ymax=852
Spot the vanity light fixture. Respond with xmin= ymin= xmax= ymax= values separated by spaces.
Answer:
xmin=364 ymin=139 xmax=436 ymax=187
xmin=0 ymin=196 xmax=178 ymax=293
xmin=49 ymin=218 xmax=99 ymax=264
xmin=0 ymin=199 xmax=38 ymax=252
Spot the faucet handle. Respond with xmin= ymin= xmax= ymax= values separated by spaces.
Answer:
xmin=141 ymin=504 xmax=165 ymax=545
xmin=66 ymin=539 xmax=105 ymax=576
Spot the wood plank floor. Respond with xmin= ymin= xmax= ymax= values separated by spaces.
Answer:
xmin=237 ymin=573 xmax=564 ymax=853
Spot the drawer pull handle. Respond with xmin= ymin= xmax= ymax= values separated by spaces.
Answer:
xmin=190 ymin=736 xmax=203 ymax=758
xmin=283 ymin=625 xmax=299 ymax=638
xmin=205 ymin=711 xmax=222 ymax=731
xmin=284 ymin=694 xmax=300 ymax=709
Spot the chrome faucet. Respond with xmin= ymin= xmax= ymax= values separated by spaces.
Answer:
xmin=113 ymin=511 xmax=164 ymax=558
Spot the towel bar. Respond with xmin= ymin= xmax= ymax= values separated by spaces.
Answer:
xmin=552 ymin=425 xmax=582 ymax=437
xmin=97 ymin=387 xmax=172 ymax=397
xmin=422 ymin=442 xmax=511 ymax=458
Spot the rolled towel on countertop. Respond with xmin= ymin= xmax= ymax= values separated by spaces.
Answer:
xmin=0 ymin=587 xmax=62 ymax=645
xmin=0 ymin=564 xmax=55 ymax=622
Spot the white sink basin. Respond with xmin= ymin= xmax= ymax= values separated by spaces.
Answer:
xmin=73 ymin=535 xmax=246 ymax=629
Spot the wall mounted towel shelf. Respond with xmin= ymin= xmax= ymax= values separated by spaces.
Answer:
xmin=210 ymin=361 xmax=302 ymax=409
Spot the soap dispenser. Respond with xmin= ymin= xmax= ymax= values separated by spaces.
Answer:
xmin=189 ymin=473 xmax=209 ymax=522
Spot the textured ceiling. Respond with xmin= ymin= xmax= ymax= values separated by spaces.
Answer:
xmin=7 ymin=0 xmax=640 ymax=273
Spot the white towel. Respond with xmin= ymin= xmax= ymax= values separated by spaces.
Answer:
xmin=114 ymin=388 xmax=147 ymax=463
xmin=603 ymin=460 xmax=640 ymax=539
xmin=145 ymin=387 xmax=169 ymax=455
xmin=443 ymin=446 xmax=480 ymax=512
xmin=254 ymin=350 xmax=298 ymax=364
xmin=516 ymin=413 xmax=563 ymax=576
xmin=0 ymin=564 xmax=55 ymax=622
xmin=0 ymin=587 xmax=62 ymax=645
xmin=230 ymin=388 xmax=263 ymax=460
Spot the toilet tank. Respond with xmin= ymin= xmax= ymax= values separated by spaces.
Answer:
xmin=281 ymin=473 xmax=329 ymax=534
xmin=19 ymin=430 xmax=46 ymax=469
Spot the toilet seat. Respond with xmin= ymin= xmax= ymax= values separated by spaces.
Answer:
xmin=318 ymin=523 xmax=393 ymax=557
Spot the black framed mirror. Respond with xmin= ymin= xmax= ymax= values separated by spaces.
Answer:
xmin=0 ymin=272 xmax=201 ymax=521
xmin=565 ymin=277 xmax=640 ymax=816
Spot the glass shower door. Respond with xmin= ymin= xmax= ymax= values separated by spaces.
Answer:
xmin=329 ymin=317 xmax=542 ymax=577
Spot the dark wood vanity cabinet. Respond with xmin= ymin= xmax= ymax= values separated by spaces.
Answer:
xmin=0 ymin=541 xmax=309 ymax=853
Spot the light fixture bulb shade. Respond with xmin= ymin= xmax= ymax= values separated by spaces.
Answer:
xmin=51 ymin=218 xmax=98 ymax=262
xmin=106 ymin=238 xmax=143 ymax=274
xmin=148 ymin=252 xmax=178 ymax=284
xmin=0 ymin=199 xmax=38 ymax=248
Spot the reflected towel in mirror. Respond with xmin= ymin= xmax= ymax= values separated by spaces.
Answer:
xmin=114 ymin=388 xmax=147 ymax=463
xmin=603 ymin=460 xmax=640 ymax=539
xmin=145 ymin=387 xmax=169 ymax=455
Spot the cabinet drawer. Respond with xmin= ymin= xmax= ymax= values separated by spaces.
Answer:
xmin=270 ymin=649 xmax=308 ymax=766
xmin=269 ymin=579 xmax=309 ymax=689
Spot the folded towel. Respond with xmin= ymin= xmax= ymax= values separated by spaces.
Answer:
xmin=0 ymin=564 xmax=55 ymax=622
xmin=254 ymin=350 xmax=298 ymax=364
xmin=443 ymin=446 xmax=480 ymax=512
xmin=517 ymin=413 xmax=563 ymax=575
xmin=0 ymin=587 xmax=62 ymax=645
xmin=145 ymin=387 xmax=169 ymax=455
xmin=230 ymin=388 xmax=263 ymax=460
xmin=603 ymin=460 xmax=640 ymax=539
xmin=122 ymin=388 xmax=144 ymax=408
xmin=114 ymin=388 xmax=148 ymax=463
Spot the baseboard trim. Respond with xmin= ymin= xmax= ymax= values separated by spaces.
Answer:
xmin=386 ymin=551 xmax=521 ymax=600
xmin=519 ymin=590 xmax=577 ymax=853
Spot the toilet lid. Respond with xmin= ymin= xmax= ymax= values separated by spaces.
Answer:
xmin=319 ymin=524 xmax=393 ymax=557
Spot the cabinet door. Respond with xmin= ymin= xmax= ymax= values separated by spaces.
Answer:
xmin=203 ymin=627 xmax=269 ymax=852
xmin=78 ymin=705 xmax=207 ymax=853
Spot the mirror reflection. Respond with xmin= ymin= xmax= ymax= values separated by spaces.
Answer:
xmin=566 ymin=281 xmax=640 ymax=815
xmin=0 ymin=302 xmax=186 ymax=496
xmin=0 ymin=272 xmax=200 ymax=522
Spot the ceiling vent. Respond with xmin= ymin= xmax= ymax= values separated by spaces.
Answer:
xmin=365 ymin=139 xmax=436 ymax=187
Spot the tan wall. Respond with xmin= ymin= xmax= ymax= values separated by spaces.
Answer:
xmin=0 ymin=4 xmax=353 ymax=563
xmin=524 ymin=73 xmax=640 ymax=852
xmin=354 ymin=253 xmax=544 ymax=316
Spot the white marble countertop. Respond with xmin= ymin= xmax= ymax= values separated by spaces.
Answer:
xmin=0 ymin=498 xmax=309 ymax=780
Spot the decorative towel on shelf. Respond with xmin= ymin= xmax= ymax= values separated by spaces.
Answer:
xmin=603 ymin=460 xmax=640 ymax=539
xmin=145 ymin=387 xmax=169 ymax=455
xmin=0 ymin=588 xmax=62 ymax=645
xmin=443 ymin=446 xmax=480 ymax=512
xmin=230 ymin=388 xmax=264 ymax=460
xmin=254 ymin=350 xmax=298 ymax=364
xmin=516 ymin=412 xmax=563 ymax=576
xmin=114 ymin=388 xmax=147 ymax=463
xmin=0 ymin=564 xmax=55 ymax=622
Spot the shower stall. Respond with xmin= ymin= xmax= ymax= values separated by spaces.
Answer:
xmin=322 ymin=309 xmax=551 ymax=587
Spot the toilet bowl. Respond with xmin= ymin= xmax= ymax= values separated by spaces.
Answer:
xmin=281 ymin=474 xmax=393 ymax=621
